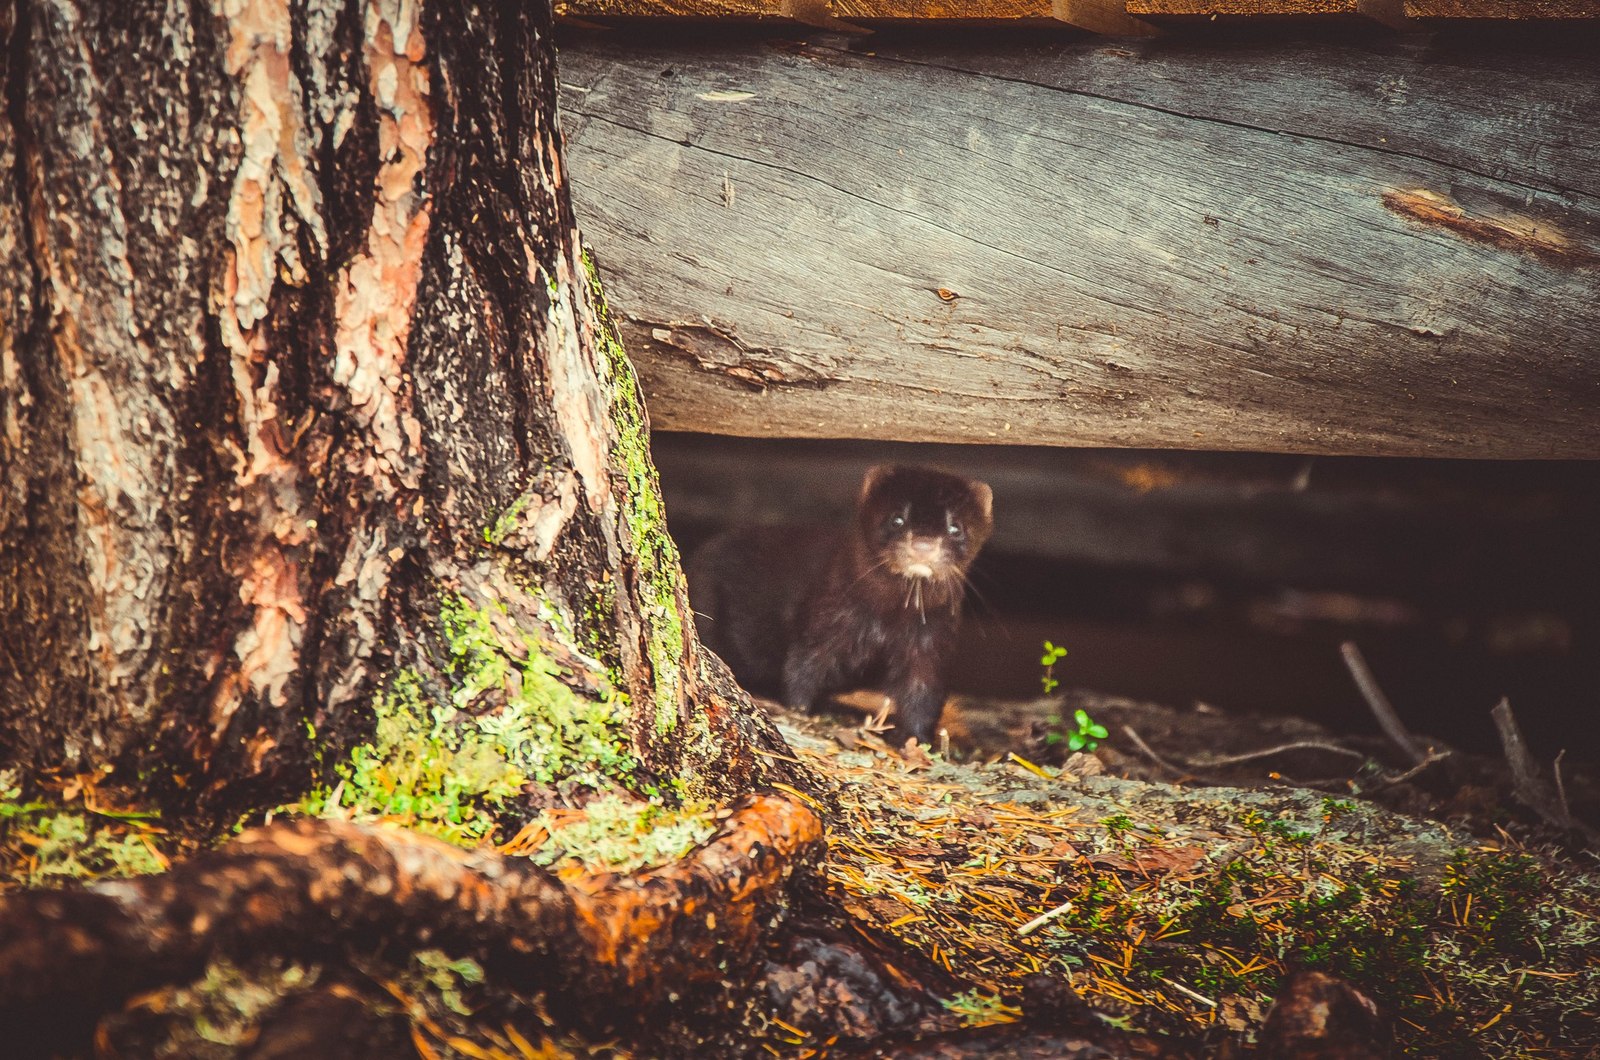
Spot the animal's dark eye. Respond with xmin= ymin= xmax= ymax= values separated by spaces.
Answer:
xmin=947 ymin=523 xmax=962 ymax=536
xmin=890 ymin=515 xmax=905 ymax=529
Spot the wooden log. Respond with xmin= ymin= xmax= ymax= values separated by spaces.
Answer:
xmin=558 ymin=32 xmax=1600 ymax=458
xmin=828 ymin=0 xmax=1054 ymax=16
xmin=827 ymin=0 xmax=1158 ymax=34
xmin=1052 ymin=0 xmax=1160 ymax=33
xmin=1404 ymin=0 xmax=1597 ymax=15
xmin=1127 ymin=0 xmax=1403 ymax=26
xmin=559 ymin=0 xmax=790 ymax=18
xmin=557 ymin=0 xmax=1158 ymax=33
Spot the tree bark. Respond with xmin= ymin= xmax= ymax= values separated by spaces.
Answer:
xmin=0 ymin=0 xmax=795 ymax=813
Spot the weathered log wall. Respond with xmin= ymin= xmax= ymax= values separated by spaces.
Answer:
xmin=556 ymin=0 xmax=1598 ymax=28
xmin=558 ymin=30 xmax=1600 ymax=458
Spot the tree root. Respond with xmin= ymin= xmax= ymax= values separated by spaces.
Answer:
xmin=0 ymin=794 xmax=824 ymax=1048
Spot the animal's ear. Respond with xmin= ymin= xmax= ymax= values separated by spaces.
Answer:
xmin=970 ymin=479 xmax=994 ymax=521
xmin=860 ymin=464 xmax=893 ymax=503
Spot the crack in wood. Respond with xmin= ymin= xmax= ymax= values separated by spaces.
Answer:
xmin=627 ymin=319 xmax=838 ymax=389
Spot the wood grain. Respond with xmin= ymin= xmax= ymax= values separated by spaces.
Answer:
xmin=559 ymin=0 xmax=790 ymax=17
xmin=1128 ymin=0 xmax=1363 ymax=14
xmin=1126 ymin=0 xmax=1408 ymax=28
xmin=556 ymin=0 xmax=1596 ymax=18
xmin=559 ymin=0 xmax=1161 ymax=30
xmin=559 ymin=33 xmax=1600 ymax=458
xmin=830 ymin=0 xmax=1052 ymax=18
xmin=1405 ymin=0 xmax=1598 ymax=15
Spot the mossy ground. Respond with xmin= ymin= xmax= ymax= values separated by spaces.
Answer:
xmin=0 ymin=769 xmax=172 ymax=886
xmin=501 ymin=791 xmax=717 ymax=875
xmin=775 ymin=716 xmax=1600 ymax=1058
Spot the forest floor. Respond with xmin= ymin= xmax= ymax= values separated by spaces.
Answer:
xmin=776 ymin=687 xmax=1600 ymax=1057
xmin=4 ymin=687 xmax=1597 ymax=1057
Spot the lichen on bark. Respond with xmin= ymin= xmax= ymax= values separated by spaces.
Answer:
xmin=583 ymin=248 xmax=689 ymax=739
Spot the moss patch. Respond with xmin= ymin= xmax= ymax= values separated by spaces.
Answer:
xmin=507 ymin=792 xmax=718 ymax=875
xmin=300 ymin=595 xmax=638 ymax=846
xmin=5 ymin=810 xmax=167 ymax=885
xmin=482 ymin=492 xmax=531 ymax=547
xmin=584 ymin=249 xmax=687 ymax=737
xmin=299 ymin=668 xmax=526 ymax=846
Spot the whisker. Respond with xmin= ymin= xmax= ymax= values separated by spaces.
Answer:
xmin=957 ymin=568 xmax=993 ymax=612
xmin=845 ymin=554 xmax=896 ymax=593
xmin=954 ymin=568 xmax=1008 ymax=639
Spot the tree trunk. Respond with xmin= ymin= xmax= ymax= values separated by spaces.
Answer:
xmin=0 ymin=0 xmax=793 ymax=814
xmin=0 ymin=0 xmax=854 ymax=1049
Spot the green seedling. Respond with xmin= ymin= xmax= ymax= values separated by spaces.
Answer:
xmin=1062 ymin=708 xmax=1109 ymax=752
xmin=1039 ymin=640 xmax=1068 ymax=695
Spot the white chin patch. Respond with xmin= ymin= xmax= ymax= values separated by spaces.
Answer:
xmin=904 ymin=562 xmax=934 ymax=579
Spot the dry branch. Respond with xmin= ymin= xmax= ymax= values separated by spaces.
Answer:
xmin=1489 ymin=697 xmax=1598 ymax=846
xmin=1122 ymin=726 xmax=1200 ymax=781
xmin=0 ymin=795 xmax=824 ymax=1045
xmin=1340 ymin=641 xmax=1428 ymax=766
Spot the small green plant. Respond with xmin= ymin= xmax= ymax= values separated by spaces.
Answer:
xmin=1039 ymin=640 xmax=1068 ymax=694
xmin=1061 ymin=708 xmax=1109 ymax=752
xmin=1320 ymin=797 xmax=1356 ymax=820
xmin=1100 ymin=812 xmax=1136 ymax=838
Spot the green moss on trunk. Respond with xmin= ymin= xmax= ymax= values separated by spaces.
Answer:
xmin=583 ymin=248 xmax=687 ymax=738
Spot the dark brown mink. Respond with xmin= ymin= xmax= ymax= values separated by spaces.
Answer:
xmin=687 ymin=464 xmax=993 ymax=747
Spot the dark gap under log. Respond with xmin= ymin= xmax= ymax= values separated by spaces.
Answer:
xmin=652 ymin=432 xmax=1600 ymax=769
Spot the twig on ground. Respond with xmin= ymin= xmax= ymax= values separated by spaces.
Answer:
xmin=1365 ymin=750 xmax=1452 ymax=791
xmin=1189 ymin=740 xmax=1365 ymax=769
xmin=1122 ymin=727 xmax=1198 ymax=781
xmin=1491 ymin=697 xmax=1555 ymax=813
xmin=1340 ymin=641 xmax=1427 ymax=765
xmin=1490 ymin=697 xmax=1567 ymax=823
xmin=1554 ymin=749 xmax=1571 ymax=824
xmin=1159 ymin=976 xmax=1217 ymax=1009
xmin=1016 ymin=900 xmax=1074 ymax=937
